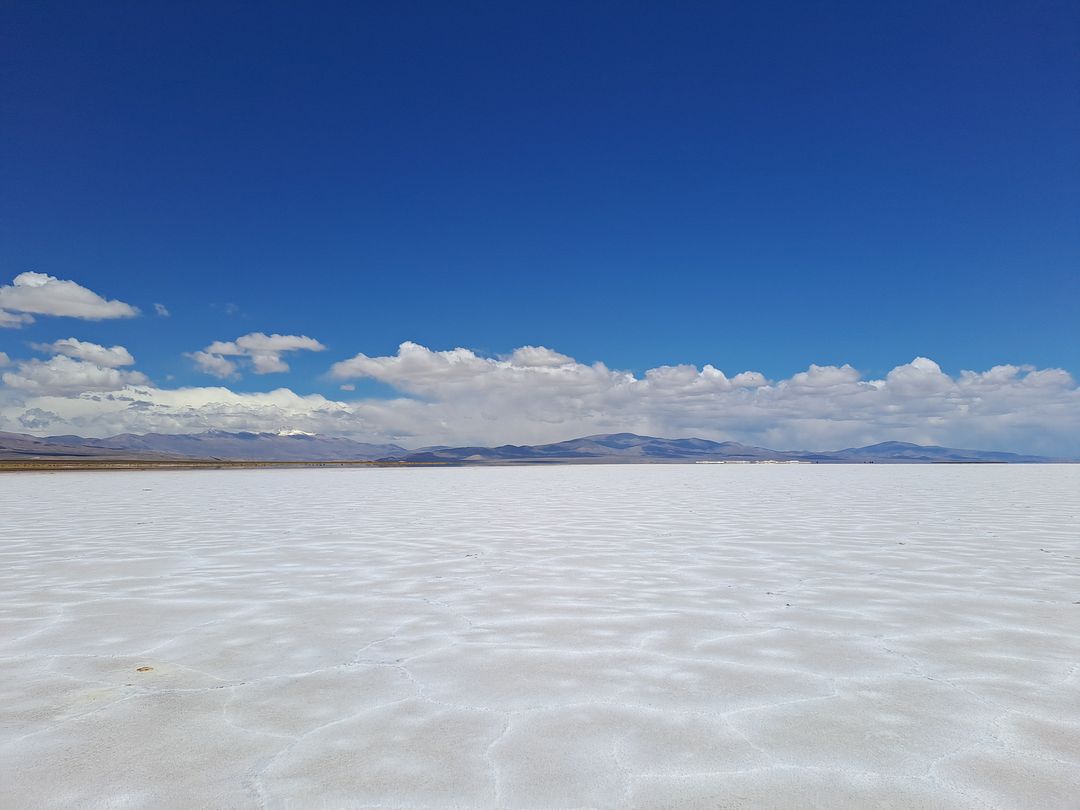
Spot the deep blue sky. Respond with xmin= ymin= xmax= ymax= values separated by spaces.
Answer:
xmin=2 ymin=1 xmax=1077 ymax=395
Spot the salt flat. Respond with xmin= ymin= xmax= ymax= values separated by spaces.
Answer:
xmin=1 ymin=465 xmax=1078 ymax=809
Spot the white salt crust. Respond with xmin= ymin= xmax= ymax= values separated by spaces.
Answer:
xmin=1 ymin=464 xmax=1078 ymax=808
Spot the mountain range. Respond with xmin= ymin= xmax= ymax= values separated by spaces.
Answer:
xmin=388 ymin=433 xmax=1057 ymax=463
xmin=0 ymin=429 xmax=1064 ymax=463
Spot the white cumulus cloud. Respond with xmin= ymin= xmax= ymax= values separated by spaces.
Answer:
xmin=32 ymin=338 xmax=135 ymax=368
xmin=154 ymin=303 xmax=170 ymax=317
xmin=2 ymin=355 xmax=149 ymax=396
xmin=0 ymin=310 xmax=33 ymax=328
xmin=0 ymin=272 xmax=139 ymax=328
xmin=191 ymin=332 xmax=326 ymax=378
xmin=190 ymin=351 xmax=239 ymax=379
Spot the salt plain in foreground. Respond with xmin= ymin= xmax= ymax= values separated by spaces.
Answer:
xmin=1 ymin=465 xmax=1078 ymax=809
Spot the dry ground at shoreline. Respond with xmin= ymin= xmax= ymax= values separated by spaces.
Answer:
xmin=1 ymin=465 xmax=1078 ymax=808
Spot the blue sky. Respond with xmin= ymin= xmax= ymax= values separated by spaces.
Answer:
xmin=1 ymin=2 xmax=1078 ymax=451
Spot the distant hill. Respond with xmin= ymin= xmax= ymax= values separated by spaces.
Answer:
xmin=0 ymin=429 xmax=1063 ymax=463
xmin=0 ymin=430 xmax=405 ymax=461
xmin=825 ymin=440 xmax=1051 ymax=463
xmin=0 ymin=431 xmax=167 ymax=460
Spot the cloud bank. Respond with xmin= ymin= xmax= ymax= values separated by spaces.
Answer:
xmin=1 ymin=340 xmax=1078 ymax=455
xmin=0 ymin=272 xmax=139 ymax=327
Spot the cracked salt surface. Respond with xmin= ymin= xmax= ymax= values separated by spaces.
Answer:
xmin=1 ymin=465 xmax=1078 ymax=809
